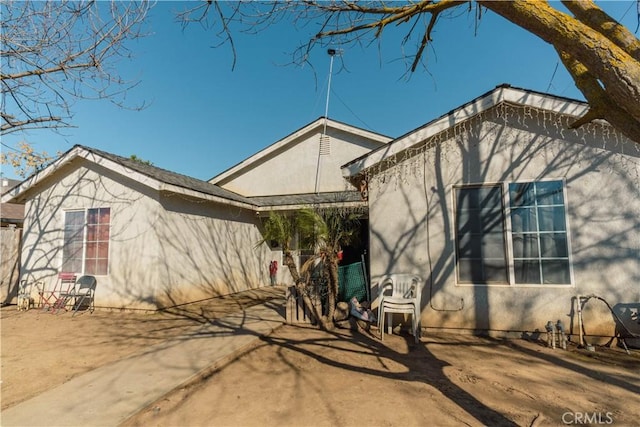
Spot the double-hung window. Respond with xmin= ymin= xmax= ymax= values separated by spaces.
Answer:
xmin=62 ymin=208 xmax=111 ymax=275
xmin=454 ymin=180 xmax=571 ymax=285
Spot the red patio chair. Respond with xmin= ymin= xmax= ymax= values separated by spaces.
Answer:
xmin=40 ymin=273 xmax=76 ymax=313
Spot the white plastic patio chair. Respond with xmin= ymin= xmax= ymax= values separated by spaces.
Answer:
xmin=377 ymin=274 xmax=423 ymax=343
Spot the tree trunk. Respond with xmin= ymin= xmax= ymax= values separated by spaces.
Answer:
xmin=282 ymin=250 xmax=300 ymax=283
xmin=283 ymin=250 xmax=335 ymax=330
xmin=481 ymin=0 xmax=640 ymax=143
xmin=325 ymin=253 xmax=339 ymax=325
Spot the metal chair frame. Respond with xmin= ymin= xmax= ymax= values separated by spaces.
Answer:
xmin=40 ymin=273 xmax=76 ymax=313
xmin=59 ymin=275 xmax=97 ymax=316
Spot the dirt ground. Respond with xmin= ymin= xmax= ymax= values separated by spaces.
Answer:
xmin=2 ymin=287 xmax=639 ymax=427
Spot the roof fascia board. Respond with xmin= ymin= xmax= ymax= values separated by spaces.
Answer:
xmin=158 ymin=183 xmax=257 ymax=210
xmin=255 ymin=200 xmax=367 ymax=212
xmin=1 ymin=146 xmax=89 ymax=203
xmin=211 ymin=118 xmax=391 ymax=184
xmin=342 ymin=87 xmax=588 ymax=177
xmin=502 ymin=88 xmax=588 ymax=117
xmin=330 ymin=120 xmax=393 ymax=143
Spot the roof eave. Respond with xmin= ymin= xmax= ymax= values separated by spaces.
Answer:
xmin=158 ymin=183 xmax=257 ymax=210
xmin=342 ymin=86 xmax=589 ymax=178
xmin=255 ymin=200 xmax=367 ymax=213
xmin=1 ymin=145 xmax=85 ymax=204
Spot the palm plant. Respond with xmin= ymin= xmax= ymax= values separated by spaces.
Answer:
xmin=259 ymin=208 xmax=361 ymax=330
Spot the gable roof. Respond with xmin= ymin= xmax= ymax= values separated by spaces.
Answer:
xmin=210 ymin=116 xmax=392 ymax=185
xmin=2 ymin=145 xmax=258 ymax=209
xmin=341 ymin=84 xmax=591 ymax=178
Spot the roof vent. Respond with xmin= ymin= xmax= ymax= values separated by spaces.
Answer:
xmin=319 ymin=135 xmax=331 ymax=156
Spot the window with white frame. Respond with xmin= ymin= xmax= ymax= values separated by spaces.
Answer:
xmin=508 ymin=181 xmax=570 ymax=284
xmin=454 ymin=180 xmax=571 ymax=285
xmin=62 ymin=208 xmax=111 ymax=275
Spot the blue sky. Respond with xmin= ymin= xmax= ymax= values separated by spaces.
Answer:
xmin=2 ymin=1 xmax=638 ymax=181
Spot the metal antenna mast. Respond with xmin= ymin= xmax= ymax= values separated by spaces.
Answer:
xmin=315 ymin=48 xmax=338 ymax=194
xmin=323 ymin=48 xmax=337 ymax=134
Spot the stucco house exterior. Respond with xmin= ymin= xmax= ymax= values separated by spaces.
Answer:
xmin=3 ymin=85 xmax=638 ymax=340
xmin=342 ymin=84 xmax=640 ymax=338
xmin=2 ymin=118 xmax=390 ymax=310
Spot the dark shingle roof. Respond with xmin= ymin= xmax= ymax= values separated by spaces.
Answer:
xmin=81 ymin=147 xmax=365 ymax=209
xmin=80 ymin=146 xmax=256 ymax=206
xmin=1 ymin=179 xmax=21 ymax=195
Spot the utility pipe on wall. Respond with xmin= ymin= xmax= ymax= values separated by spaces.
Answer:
xmin=576 ymin=295 xmax=584 ymax=347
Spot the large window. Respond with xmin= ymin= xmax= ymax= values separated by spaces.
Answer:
xmin=62 ymin=208 xmax=111 ymax=275
xmin=454 ymin=180 xmax=571 ymax=285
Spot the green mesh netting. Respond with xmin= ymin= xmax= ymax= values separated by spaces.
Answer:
xmin=338 ymin=262 xmax=368 ymax=303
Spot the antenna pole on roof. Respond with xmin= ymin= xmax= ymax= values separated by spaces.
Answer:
xmin=323 ymin=48 xmax=337 ymax=135
xmin=315 ymin=48 xmax=340 ymax=195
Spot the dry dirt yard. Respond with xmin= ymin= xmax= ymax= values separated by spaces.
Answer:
xmin=2 ymin=286 xmax=639 ymax=427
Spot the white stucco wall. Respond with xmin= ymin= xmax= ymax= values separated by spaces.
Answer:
xmin=20 ymin=160 xmax=274 ymax=310
xmin=218 ymin=127 xmax=383 ymax=196
xmin=367 ymin=106 xmax=640 ymax=337
xmin=20 ymin=161 xmax=163 ymax=309
xmin=153 ymin=193 xmax=272 ymax=304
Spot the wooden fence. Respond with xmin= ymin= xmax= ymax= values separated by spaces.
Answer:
xmin=1 ymin=226 xmax=21 ymax=304
xmin=285 ymin=285 xmax=315 ymax=325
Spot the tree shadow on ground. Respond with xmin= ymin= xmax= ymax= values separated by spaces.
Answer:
xmin=257 ymin=324 xmax=518 ymax=426
xmin=115 ymin=288 xmax=640 ymax=426
xmin=499 ymin=337 xmax=640 ymax=395
xmin=118 ymin=290 xmax=514 ymax=426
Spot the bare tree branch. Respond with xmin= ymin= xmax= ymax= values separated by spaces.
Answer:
xmin=0 ymin=0 xmax=151 ymax=176
xmin=0 ymin=0 xmax=151 ymax=136
xmin=176 ymin=1 xmax=640 ymax=144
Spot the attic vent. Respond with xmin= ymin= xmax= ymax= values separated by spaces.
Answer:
xmin=319 ymin=135 xmax=331 ymax=156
